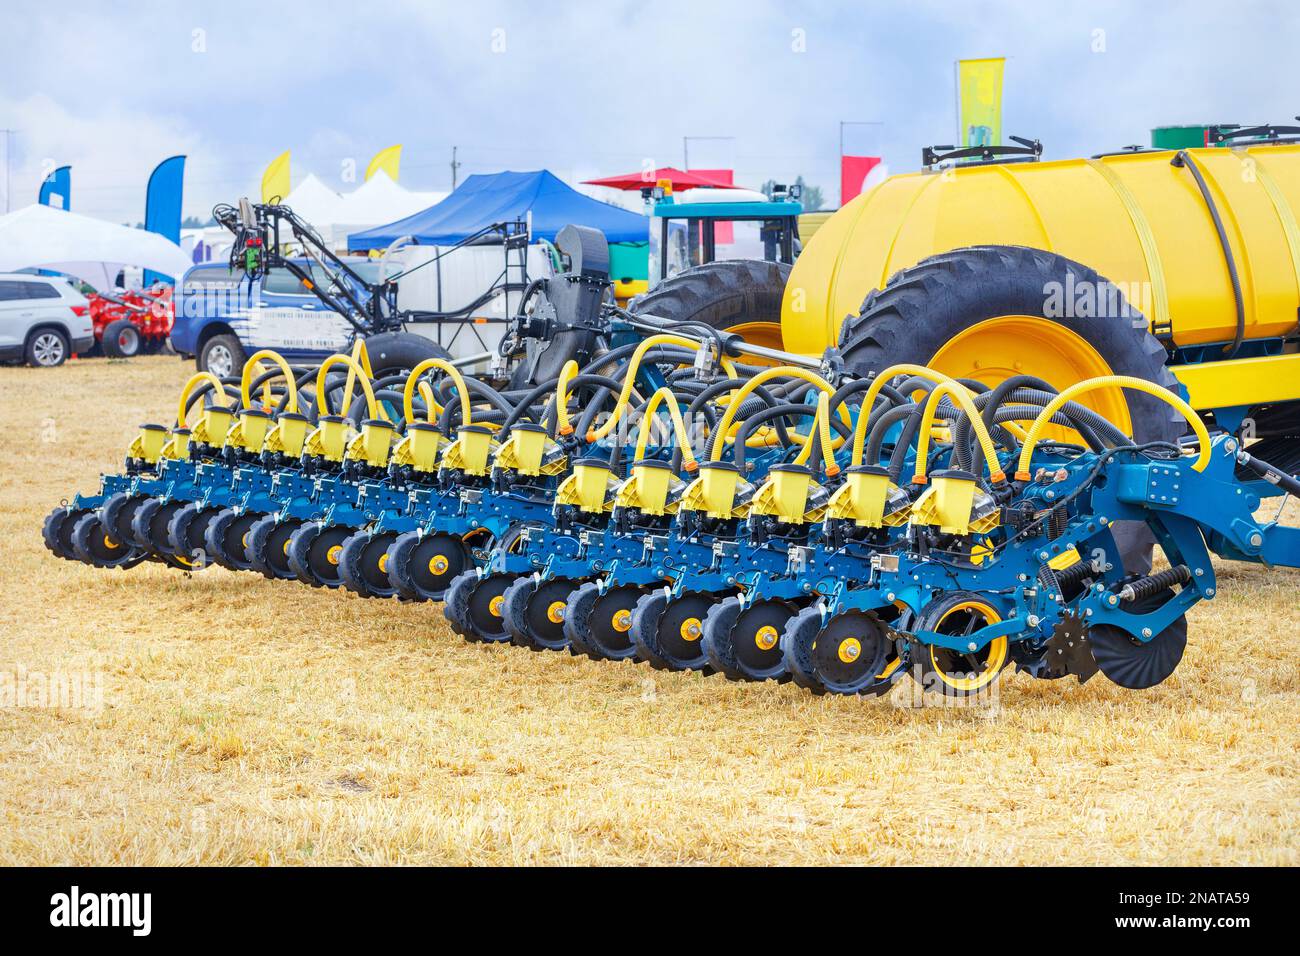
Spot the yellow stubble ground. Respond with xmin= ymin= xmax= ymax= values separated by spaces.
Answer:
xmin=0 ymin=355 xmax=1295 ymax=865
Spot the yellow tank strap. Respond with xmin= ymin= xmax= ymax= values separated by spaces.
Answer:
xmin=1087 ymin=158 xmax=1172 ymax=335
xmin=1239 ymin=149 xmax=1300 ymax=304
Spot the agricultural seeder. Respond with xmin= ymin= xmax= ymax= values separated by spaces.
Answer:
xmin=41 ymin=219 xmax=1300 ymax=697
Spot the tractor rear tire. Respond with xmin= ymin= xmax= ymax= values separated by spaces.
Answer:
xmin=103 ymin=319 xmax=143 ymax=358
xmin=838 ymin=245 xmax=1184 ymax=572
xmin=629 ymin=259 xmax=791 ymax=351
xmin=364 ymin=331 xmax=453 ymax=375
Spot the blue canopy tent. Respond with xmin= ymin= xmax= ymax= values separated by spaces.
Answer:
xmin=347 ymin=170 xmax=648 ymax=250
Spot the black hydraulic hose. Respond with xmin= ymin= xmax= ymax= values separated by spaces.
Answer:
xmin=498 ymin=375 xmax=564 ymax=432
xmin=732 ymin=404 xmax=822 ymax=473
xmin=575 ymin=387 xmax=614 ymax=448
xmin=538 ymin=373 xmax=625 ymax=439
xmin=1173 ymin=149 xmax=1245 ymax=358
xmin=864 ymin=404 xmax=918 ymax=468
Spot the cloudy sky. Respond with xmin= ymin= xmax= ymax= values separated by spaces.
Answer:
xmin=1 ymin=0 xmax=1295 ymax=222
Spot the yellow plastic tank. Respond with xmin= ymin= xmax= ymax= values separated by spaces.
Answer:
xmin=783 ymin=144 xmax=1300 ymax=355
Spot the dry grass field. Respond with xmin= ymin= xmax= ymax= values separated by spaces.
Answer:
xmin=0 ymin=355 xmax=1296 ymax=865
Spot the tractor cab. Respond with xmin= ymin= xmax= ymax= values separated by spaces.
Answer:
xmin=646 ymin=181 xmax=802 ymax=289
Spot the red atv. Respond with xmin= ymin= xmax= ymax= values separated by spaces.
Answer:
xmin=88 ymin=284 xmax=174 ymax=358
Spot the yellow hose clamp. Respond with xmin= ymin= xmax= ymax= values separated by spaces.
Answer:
xmin=265 ymin=412 xmax=309 ymax=459
xmin=162 ymin=427 xmax=191 ymax=460
xmin=193 ymin=405 xmax=235 ymax=448
xmin=617 ymin=459 xmax=677 ymax=516
xmin=228 ymin=407 xmax=272 ymax=453
xmin=393 ymin=421 xmax=442 ymax=473
xmin=752 ymin=463 xmax=820 ymax=524
xmin=494 ymin=422 xmax=548 ymax=476
xmin=909 ymin=468 xmax=997 ymax=535
xmin=440 ymin=424 xmax=494 ymax=476
xmin=348 ymin=419 xmax=396 ymax=468
xmin=304 ymin=415 xmax=350 ymax=462
xmin=128 ymin=423 xmax=169 ymax=465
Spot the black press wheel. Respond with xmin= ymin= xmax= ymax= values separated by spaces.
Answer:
xmin=504 ymin=576 xmax=577 ymax=651
xmin=808 ymin=610 xmax=898 ymax=696
xmin=42 ymin=505 xmax=84 ymax=560
xmin=339 ymin=530 xmax=399 ymax=597
xmin=387 ymin=530 xmax=471 ymax=601
xmin=568 ymin=583 xmax=643 ymax=662
xmin=70 ymin=512 xmax=145 ymax=569
xmin=168 ymin=502 xmax=220 ymax=567
xmin=458 ymin=572 xmax=516 ymax=643
xmin=630 ymin=589 xmax=714 ymax=671
xmin=286 ymin=522 xmax=353 ymax=588
xmin=204 ymin=507 xmax=261 ymax=571
xmin=703 ymin=597 xmax=794 ymax=682
xmin=245 ymin=515 xmax=300 ymax=580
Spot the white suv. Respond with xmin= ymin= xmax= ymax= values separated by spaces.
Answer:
xmin=0 ymin=274 xmax=94 ymax=367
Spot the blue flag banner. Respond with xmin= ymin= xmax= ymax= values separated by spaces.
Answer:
xmin=143 ymin=155 xmax=185 ymax=285
xmin=38 ymin=165 xmax=71 ymax=210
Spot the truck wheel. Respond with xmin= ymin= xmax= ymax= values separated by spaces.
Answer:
xmin=838 ymin=245 xmax=1184 ymax=571
xmin=363 ymin=331 xmax=452 ymax=375
xmin=629 ymin=259 xmax=791 ymax=352
xmin=198 ymin=333 xmax=245 ymax=379
xmin=102 ymin=319 xmax=143 ymax=358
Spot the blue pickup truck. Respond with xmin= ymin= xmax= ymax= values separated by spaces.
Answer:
xmin=170 ymin=259 xmax=389 ymax=377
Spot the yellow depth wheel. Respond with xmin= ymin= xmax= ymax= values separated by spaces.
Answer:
xmin=927 ymin=314 xmax=1130 ymax=439
xmin=921 ymin=597 xmax=1009 ymax=695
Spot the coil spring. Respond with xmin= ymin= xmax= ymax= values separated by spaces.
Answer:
xmin=1116 ymin=564 xmax=1192 ymax=603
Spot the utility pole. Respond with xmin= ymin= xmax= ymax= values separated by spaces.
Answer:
xmin=450 ymin=146 xmax=462 ymax=190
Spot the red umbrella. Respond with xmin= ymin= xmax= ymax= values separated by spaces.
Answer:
xmin=581 ymin=166 xmax=737 ymax=192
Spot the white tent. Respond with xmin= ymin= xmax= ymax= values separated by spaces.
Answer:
xmin=281 ymin=173 xmax=346 ymax=233
xmin=332 ymin=171 xmax=445 ymax=247
xmin=0 ymin=203 xmax=193 ymax=289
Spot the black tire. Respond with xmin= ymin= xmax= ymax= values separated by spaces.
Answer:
xmin=286 ymin=522 xmax=353 ymax=589
xmin=629 ymin=259 xmax=791 ymax=343
xmin=168 ymin=503 xmax=219 ymax=567
xmin=198 ymin=333 xmax=246 ymax=379
xmin=70 ymin=512 xmax=145 ymax=569
xmin=245 ymin=515 xmax=300 ymax=580
xmin=204 ymin=507 xmax=261 ymax=571
xmin=25 ymin=327 xmax=70 ymax=367
xmin=564 ymin=583 xmax=642 ymax=662
xmin=102 ymin=319 xmax=143 ymax=358
xmin=838 ymin=245 xmax=1183 ymax=570
xmin=101 ymin=492 xmax=148 ymax=549
xmin=42 ymin=506 xmax=84 ymax=560
xmin=630 ymin=590 xmax=714 ymax=672
xmin=387 ymin=531 xmax=471 ymax=601
xmin=503 ymin=576 xmax=576 ymax=652
xmin=338 ymin=530 xmax=399 ymax=597
xmin=363 ymin=332 xmax=453 ymax=375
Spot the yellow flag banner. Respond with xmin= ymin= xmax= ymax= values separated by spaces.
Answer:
xmin=261 ymin=150 xmax=291 ymax=203
xmin=958 ymin=58 xmax=1005 ymax=148
xmin=365 ymin=144 xmax=402 ymax=182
